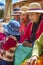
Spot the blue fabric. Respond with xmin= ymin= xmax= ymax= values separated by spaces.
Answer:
xmin=13 ymin=7 xmax=20 ymax=11
xmin=12 ymin=18 xmax=20 ymax=23
xmin=8 ymin=19 xmax=20 ymax=29
xmin=2 ymin=60 xmax=13 ymax=65
xmin=3 ymin=19 xmax=20 ymax=35
xmin=0 ymin=60 xmax=2 ymax=65
xmin=32 ymin=42 xmax=34 ymax=47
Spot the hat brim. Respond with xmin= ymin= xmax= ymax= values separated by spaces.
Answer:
xmin=26 ymin=10 xmax=43 ymax=13
xmin=11 ymin=10 xmax=28 ymax=16
xmin=3 ymin=24 xmax=20 ymax=35
xmin=13 ymin=11 xmax=22 ymax=13
xmin=11 ymin=10 xmax=23 ymax=16
xmin=13 ymin=10 xmax=24 ymax=13
xmin=11 ymin=14 xmax=20 ymax=16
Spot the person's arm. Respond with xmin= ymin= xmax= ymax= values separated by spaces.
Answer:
xmin=26 ymin=32 xmax=43 ymax=65
xmin=32 ymin=40 xmax=41 ymax=57
xmin=22 ymin=40 xmax=32 ymax=47
xmin=32 ymin=32 xmax=43 ymax=57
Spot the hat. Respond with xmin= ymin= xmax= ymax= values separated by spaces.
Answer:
xmin=27 ymin=2 xmax=43 ymax=13
xmin=13 ymin=7 xmax=20 ymax=11
xmin=2 ymin=37 xmax=17 ymax=50
xmin=20 ymin=6 xmax=28 ymax=14
xmin=0 ymin=33 xmax=6 ymax=41
xmin=3 ymin=20 xmax=20 ymax=35
xmin=20 ymin=6 xmax=28 ymax=11
xmin=11 ymin=7 xmax=21 ymax=16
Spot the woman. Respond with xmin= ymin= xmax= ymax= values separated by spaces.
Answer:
xmin=20 ymin=6 xmax=29 ymax=35
xmin=19 ymin=6 xmax=29 ymax=43
xmin=21 ymin=3 xmax=43 ymax=47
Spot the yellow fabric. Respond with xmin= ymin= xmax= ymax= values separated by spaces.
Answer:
xmin=32 ymin=32 xmax=43 ymax=57
xmin=21 ymin=56 xmax=43 ymax=65
xmin=21 ymin=59 xmax=28 ymax=65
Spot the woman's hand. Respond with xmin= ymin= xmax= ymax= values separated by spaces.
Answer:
xmin=22 ymin=41 xmax=32 ymax=47
xmin=26 ymin=56 xmax=38 ymax=65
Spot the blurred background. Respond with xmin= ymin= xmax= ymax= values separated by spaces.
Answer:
xmin=0 ymin=0 xmax=43 ymax=22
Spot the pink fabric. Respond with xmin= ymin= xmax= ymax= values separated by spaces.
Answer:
xmin=0 ymin=33 xmax=6 ymax=41
xmin=19 ymin=19 xmax=28 ymax=43
xmin=19 ymin=17 xmax=28 ymax=35
xmin=20 ymin=19 xmax=43 ymax=43
xmin=19 ymin=18 xmax=28 ymax=35
xmin=19 ymin=22 xmax=26 ymax=35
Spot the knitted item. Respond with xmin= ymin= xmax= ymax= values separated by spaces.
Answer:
xmin=0 ymin=33 xmax=6 ymax=41
xmin=2 ymin=37 xmax=17 ymax=50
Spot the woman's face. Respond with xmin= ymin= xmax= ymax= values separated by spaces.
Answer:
xmin=14 ymin=15 xmax=20 ymax=21
xmin=20 ymin=13 xmax=28 ymax=22
xmin=14 ymin=12 xmax=20 ymax=21
xmin=28 ymin=13 xmax=41 ymax=23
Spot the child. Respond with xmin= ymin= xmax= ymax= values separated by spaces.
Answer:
xmin=0 ymin=36 xmax=17 ymax=65
xmin=0 ymin=19 xmax=20 ymax=65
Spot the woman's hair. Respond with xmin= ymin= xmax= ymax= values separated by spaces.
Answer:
xmin=39 ymin=13 xmax=43 ymax=22
xmin=41 ymin=13 xmax=43 ymax=18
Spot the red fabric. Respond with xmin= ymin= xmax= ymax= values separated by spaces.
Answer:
xmin=19 ymin=20 xmax=28 ymax=43
xmin=20 ymin=18 xmax=43 ymax=42
xmin=19 ymin=22 xmax=26 ymax=35
xmin=2 ymin=38 xmax=17 ymax=50
xmin=19 ymin=18 xmax=28 ymax=35
xmin=0 ymin=33 xmax=6 ymax=41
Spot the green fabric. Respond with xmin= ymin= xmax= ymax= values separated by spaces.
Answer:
xmin=32 ymin=32 xmax=43 ymax=57
xmin=14 ymin=45 xmax=32 ymax=65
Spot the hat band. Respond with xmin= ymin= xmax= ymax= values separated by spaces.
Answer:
xmin=13 ymin=9 xmax=20 ymax=11
xmin=29 ymin=8 xmax=41 ymax=10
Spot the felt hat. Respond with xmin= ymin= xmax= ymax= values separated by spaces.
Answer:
xmin=27 ymin=2 xmax=43 ymax=13
xmin=20 ymin=6 xmax=28 ymax=14
xmin=11 ymin=7 xmax=21 ymax=16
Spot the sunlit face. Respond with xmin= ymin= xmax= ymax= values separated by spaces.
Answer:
xmin=28 ymin=13 xmax=41 ymax=23
xmin=20 ymin=13 xmax=28 ymax=22
xmin=5 ymin=47 xmax=16 ymax=56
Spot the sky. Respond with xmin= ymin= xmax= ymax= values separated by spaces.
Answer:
xmin=0 ymin=0 xmax=24 ymax=9
xmin=0 ymin=0 xmax=23 ymax=4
